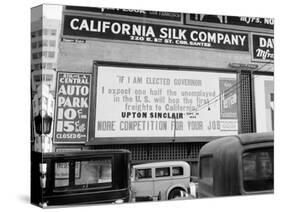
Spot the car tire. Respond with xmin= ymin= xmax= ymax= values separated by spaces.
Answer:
xmin=168 ymin=188 xmax=186 ymax=200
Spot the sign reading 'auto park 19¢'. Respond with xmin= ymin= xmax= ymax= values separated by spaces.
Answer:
xmin=63 ymin=15 xmax=249 ymax=51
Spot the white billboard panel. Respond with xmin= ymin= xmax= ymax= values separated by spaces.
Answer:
xmin=254 ymin=75 xmax=274 ymax=132
xmin=95 ymin=66 xmax=238 ymax=138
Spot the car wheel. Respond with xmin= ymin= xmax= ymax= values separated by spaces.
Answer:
xmin=168 ymin=188 xmax=186 ymax=200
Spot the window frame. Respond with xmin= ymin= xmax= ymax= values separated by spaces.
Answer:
xmin=53 ymin=157 xmax=113 ymax=192
xmin=172 ymin=166 xmax=184 ymax=176
xmin=199 ymin=155 xmax=214 ymax=186
xmin=242 ymin=147 xmax=273 ymax=193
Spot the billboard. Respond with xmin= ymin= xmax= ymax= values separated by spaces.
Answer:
xmin=254 ymin=75 xmax=274 ymax=132
xmin=94 ymin=66 xmax=238 ymax=138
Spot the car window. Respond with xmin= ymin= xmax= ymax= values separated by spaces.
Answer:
xmin=200 ymin=156 xmax=213 ymax=185
xmin=243 ymin=147 xmax=273 ymax=192
xmin=156 ymin=167 xmax=170 ymax=177
xmin=172 ymin=166 xmax=183 ymax=176
xmin=55 ymin=162 xmax=70 ymax=187
xmin=135 ymin=168 xmax=152 ymax=179
xmin=75 ymin=159 xmax=112 ymax=186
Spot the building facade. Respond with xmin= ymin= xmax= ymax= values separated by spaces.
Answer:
xmin=32 ymin=5 xmax=274 ymax=176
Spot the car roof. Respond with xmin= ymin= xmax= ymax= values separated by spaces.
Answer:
xmin=42 ymin=149 xmax=131 ymax=159
xmin=236 ymin=131 xmax=273 ymax=145
xmin=199 ymin=132 xmax=273 ymax=156
xmin=133 ymin=161 xmax=189 ymax=169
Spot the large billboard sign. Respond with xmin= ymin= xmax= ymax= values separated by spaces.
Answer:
xmin=62 ymin=15 xmax=249 ymax=51
xmin=254 ymin=76 xmax=274 ymax=132
xmin=94 ymin=66 xmax=238 ymax=138
xmin=54 ymin=72 xmax=92 ymax=143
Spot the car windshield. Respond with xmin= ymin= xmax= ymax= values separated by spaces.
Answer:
xmin=242 ymin=147 xmax=273 ymax=192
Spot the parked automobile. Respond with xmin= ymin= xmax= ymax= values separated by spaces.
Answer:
xmin=131 ymin=161 xmax=191 ymax=201
xmin=198 ymin=132 xmax=274 ymax=197
xmin=31 ymin=149 xmax=131 ymax=207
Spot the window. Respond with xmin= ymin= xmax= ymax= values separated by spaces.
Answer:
xmin=42 ymin=51 xmax=48 ymax=57
xmin=75 ymin=159 xmax=112 ymax=186
xmin=31 ymin=31 xmax=36 ymax=38
xmin=172 ymin=167 xmax=183 ymax=176
xmin=31 ymin=42 xmax=37 ymax=49
xmin=200 ymin=156 xmax=213 ymax=185
xmin=42 ymin=40 xmax=48 ymax=47
xmin=156 ymin=167 xmax=170 ymax=177
xmin=55 ymin=162 xmax=70 ymax=187
xmin=32 ymin=53 xmax=38 ymax=60
xmin=49 ymin=40 xmax=56 ymax=47
xmin=33 ymin=75 xmax=42 ymax=83
xmin=46 ymin=63 xmax=53 ymax=69
xmin=34 ymin=63 xmax=41 ymax=70
xmin=43 ymin=29 xmax=49 ymax=35
xmin=37 ymin=30 xmax=42 ymax=36
xmin=38 ymin=41 xmax=42 ymax=48
xmin=135 ymin=168 xmax=152 ymax=179
xmin=48 ymin=51 xmax=55 ymax=58
xmin=243 ymin=148 xmax=273 ymax=192
xmin=42 ymin=63 xmax=47 ymax=69
xmin=50 ymin=29 xmax=57 ymax=36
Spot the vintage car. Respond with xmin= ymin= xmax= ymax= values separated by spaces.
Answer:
xmin=198 ymin=132 xmax=273 ymax=197
xmin=131 ymin=161 xmax=191 ymax=201
xmin=31 ymin=149 xmax=131 ymax=207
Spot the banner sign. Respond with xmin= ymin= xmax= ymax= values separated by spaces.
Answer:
xmin=63 ymin=15 xmax=249 ymax=51
xmin=189 ymin=14 xmax=274 ymax=30
xmin=252 ymin=34 xmax=274 ymax=62
xmin=54 ymin=72 xmax=92 ymax=143
xmin=65 ymin=5 xmax=181 ymax=21
xmin=94 ymin=66 xmax=238 ymax=138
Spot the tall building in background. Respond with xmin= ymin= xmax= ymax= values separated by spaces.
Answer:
xmin=31 ymin=18 xmax=60 ymax=71
xmin=31 ymin=15 xmax=61 ymax=96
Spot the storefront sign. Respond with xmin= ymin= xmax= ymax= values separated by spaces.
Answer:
xmin=252 ymin=34 xmax=274 ymax=62
xmin=229 ymin=63 xmax=258 ymax=70
xmin=63 ymin=15 xmax=249 ymax=51
xmin=189 ymin=14 xmax=274 ymax=30
xmin=94 ymin=66 xmax=238 ymax=138
xmin=65 ymin=5 xmax=181 ymax=21
xmin=54 ymin=72 xmax=92 ymax=143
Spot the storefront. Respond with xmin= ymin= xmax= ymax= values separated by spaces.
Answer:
xmin=44 ymin=6 xmax=274 ymax=175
